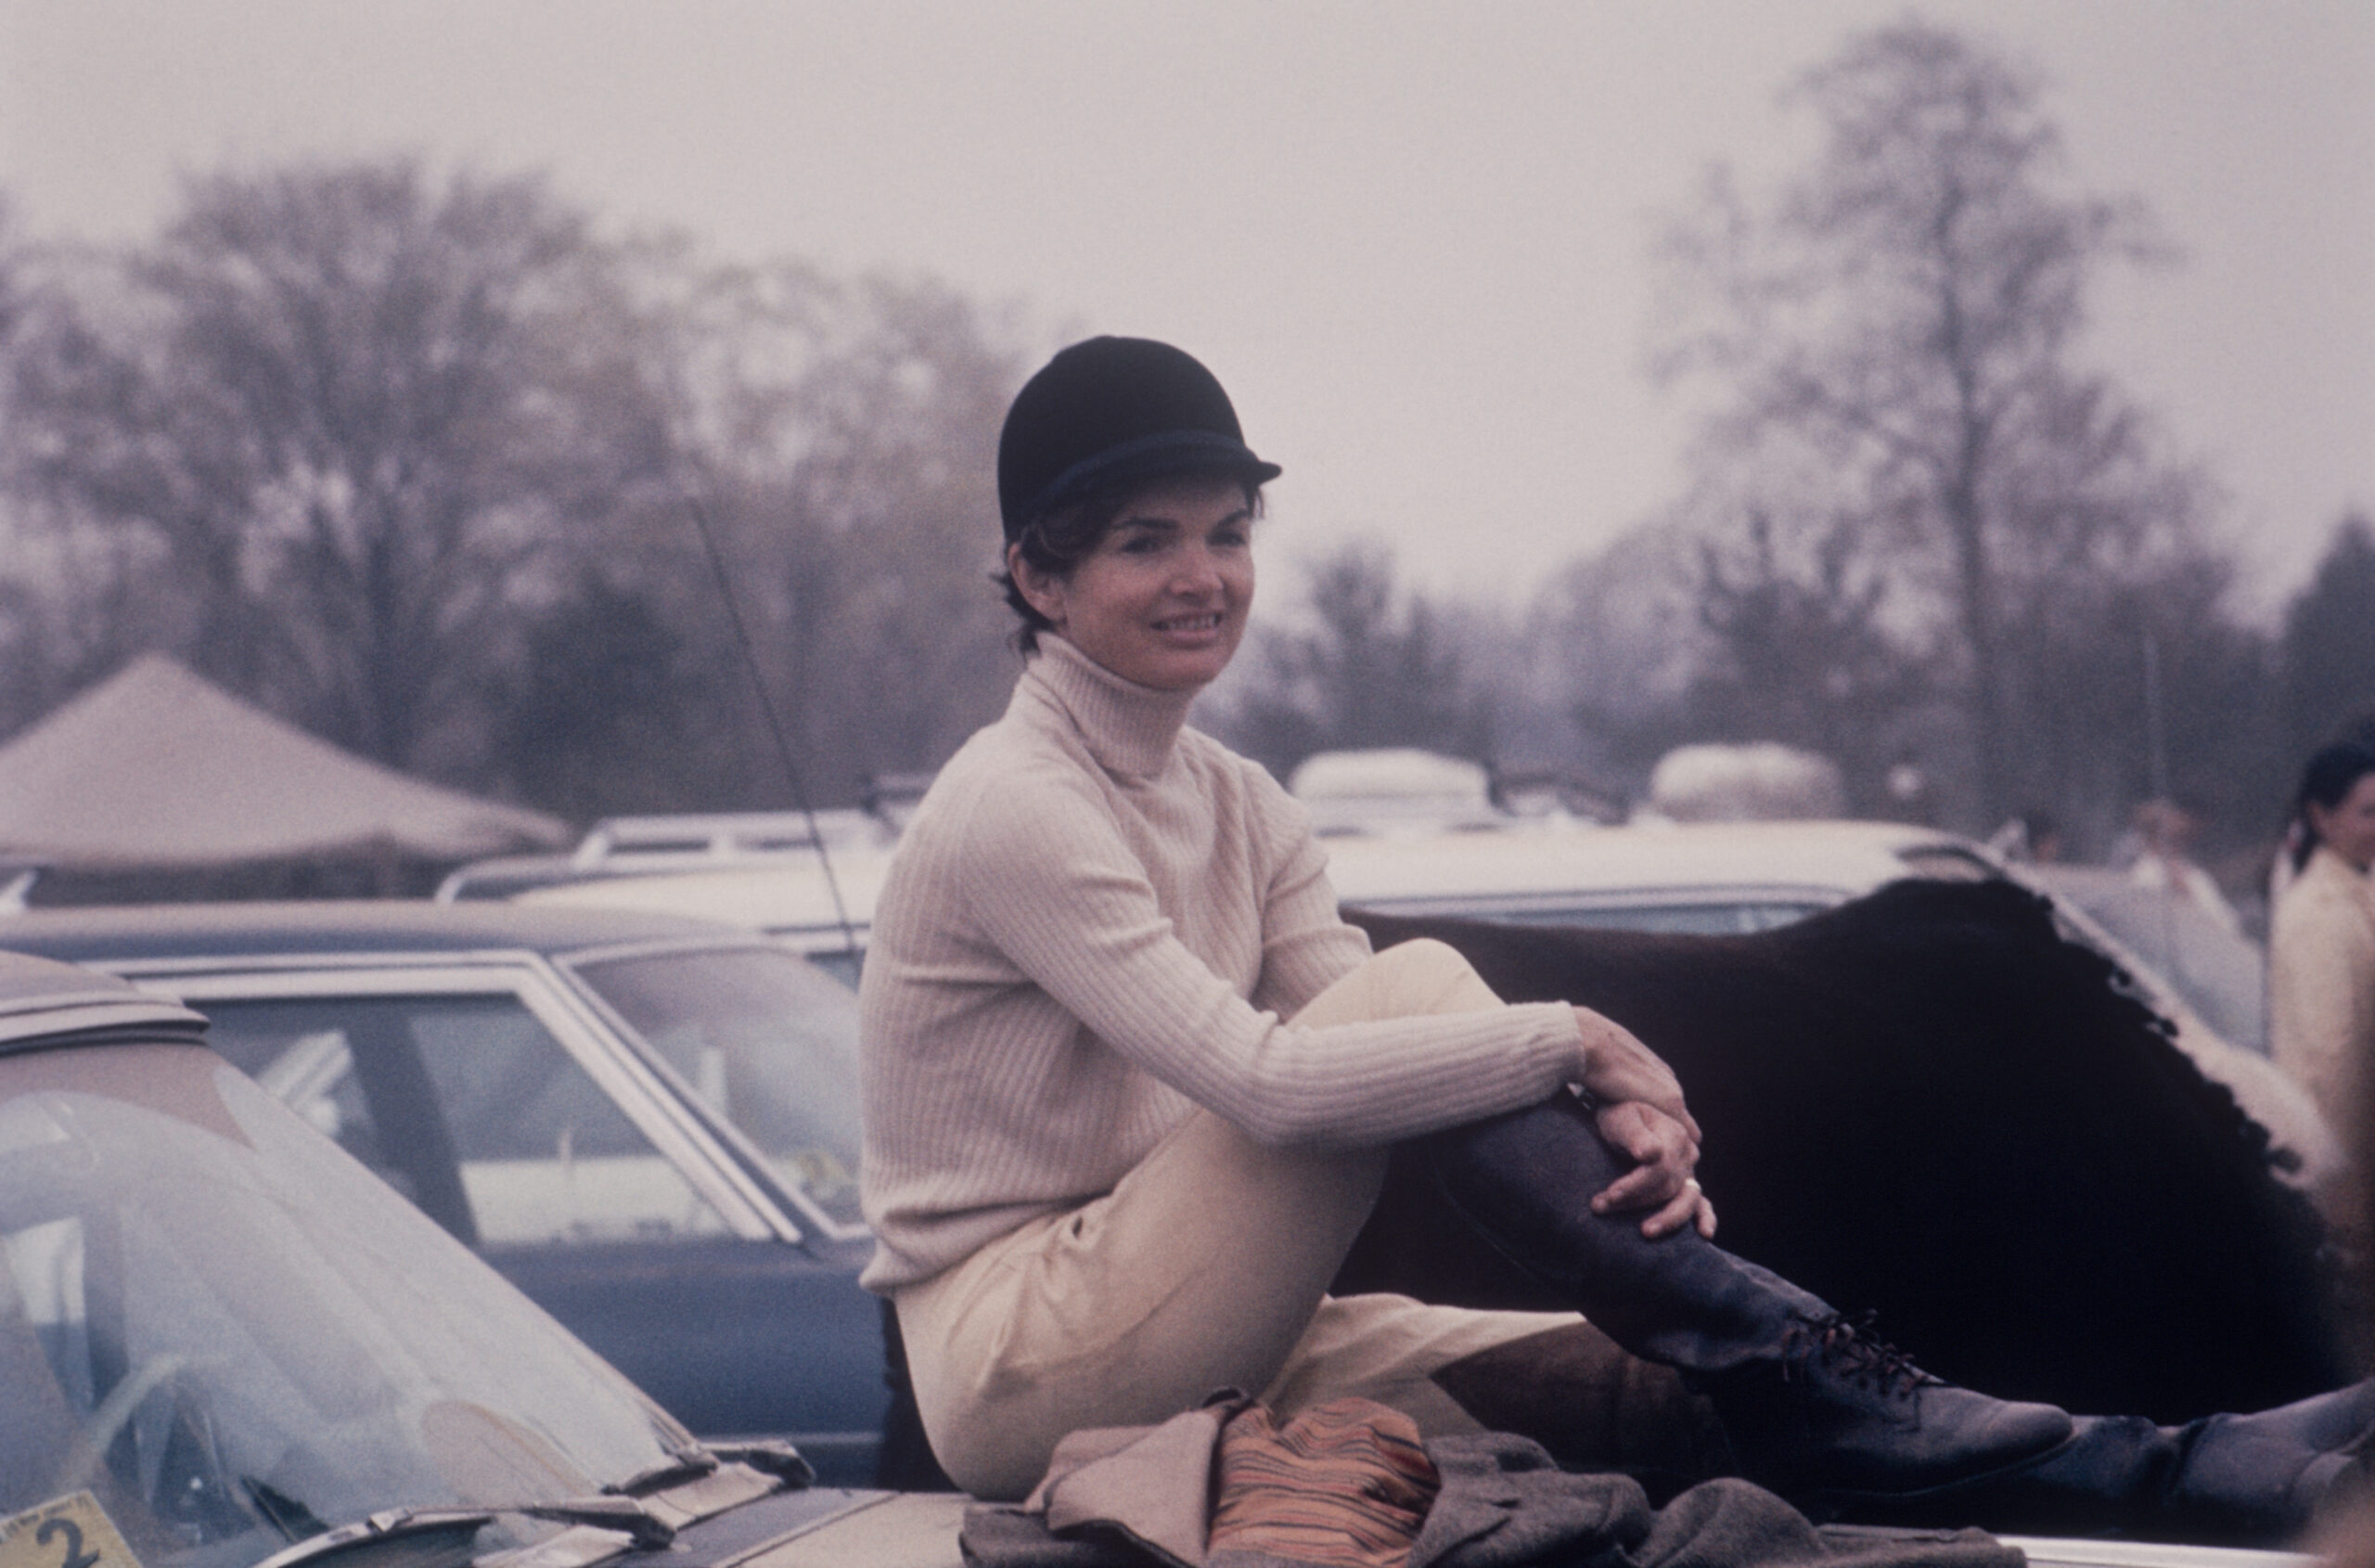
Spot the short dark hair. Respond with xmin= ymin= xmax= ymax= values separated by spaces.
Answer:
xmin=2290 ymin=741 xmax=2375 ymax=870
xmin=994 ymin=471 xmax=1264 ymax=654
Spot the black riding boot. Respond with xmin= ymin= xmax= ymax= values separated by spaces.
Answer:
xmin=1864 ymin=1379 xmax=2375 ymax=1544
xmin=1424 ymin=1091 xmax=2073 ymax=1501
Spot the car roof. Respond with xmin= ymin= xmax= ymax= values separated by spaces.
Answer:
xmin=514 ymin=848 xmax=896 ymax=936
xmin=1322 ymin=818 xmax=1989 ymax=906
xmin=0 ymin=948 xmax=210 ymax=1047
xmin=0 ymin=898 xmax=765 ymax=966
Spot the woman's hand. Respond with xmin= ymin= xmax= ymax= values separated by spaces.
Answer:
xmin=1571 ymin=1007 xmax=1698 ymax=1137
xmin=1590 ymin=1101 xmax=1715 ymax=1240
xmin=1572 ymin=1007 xmax=1715 ymax=1240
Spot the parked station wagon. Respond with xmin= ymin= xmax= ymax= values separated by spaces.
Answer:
xmin=0 ymin=902 xmax=891 ymax=1483
xmin=0 ymin=945 xmax=936 ymax=1568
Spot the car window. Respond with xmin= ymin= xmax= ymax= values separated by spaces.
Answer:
xmin=195 ymin=995 xmax=731 ymax=1249
xmin=572 ymin=947 xmax=865 ymax=1229
xmin=2024 ymin=868 xmax=2269 ymax=1055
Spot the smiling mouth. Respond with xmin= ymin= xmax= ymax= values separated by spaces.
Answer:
xmin=1154 ymin=613 xmax=1225 ymax=634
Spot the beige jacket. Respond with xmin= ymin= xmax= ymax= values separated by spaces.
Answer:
xmin=2269 ymin=845 xmax=2375 ymax=1136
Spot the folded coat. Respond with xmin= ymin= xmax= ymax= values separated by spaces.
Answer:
xmin=958 ymin=1396 xmax=2020 ymax=1568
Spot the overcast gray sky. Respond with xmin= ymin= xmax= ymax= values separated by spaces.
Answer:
xmin=3 ymin=0 xmax=2367 ymax=617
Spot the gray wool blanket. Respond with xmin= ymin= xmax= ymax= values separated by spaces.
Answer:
xmin=959 ymin=1403 xmax=2020 ymax=1568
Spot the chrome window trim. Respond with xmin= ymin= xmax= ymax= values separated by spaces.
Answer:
xmin=553 ymin=932 xmax=786 ymax=967
xmin=1996 ymin=1539 xmax=2313 ymax=1568
xmin=1346 ymin=883 xmax=1854 ymax=920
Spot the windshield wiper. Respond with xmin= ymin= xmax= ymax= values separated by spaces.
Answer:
xmin=257 ymin=1440 xmax=814 ymax=1568
xmin=254 ymin=1497 xmax=678 ymax=1568
xmin=252 ymin=1508 xmax=498 ymax=1568
xmin=606 ymin=1438 xmax=815 ymax=1497
xmin=705 ymin=1439 xmax=815 ymax=1484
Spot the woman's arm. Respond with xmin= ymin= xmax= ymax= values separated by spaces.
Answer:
xmin=952 ymin=767 xmax=1587 ymax=1148
xmin=1245 ymin=792 xmax=1374 ymax=1019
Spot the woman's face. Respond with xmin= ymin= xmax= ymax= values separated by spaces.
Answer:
xmin=2309 ymin=773 xmax=2375 ymax=873
xmin=1009 ymin=472 xmax=1255 ymax=692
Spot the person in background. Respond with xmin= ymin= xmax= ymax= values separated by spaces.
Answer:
xmin=2126 ymin=797 xmax=2243 ymax=934
xmin=1988 ymin=809 xmax=2064 ymax=866
xmin=2270 ymin=743 xmax=2375 ymax=1170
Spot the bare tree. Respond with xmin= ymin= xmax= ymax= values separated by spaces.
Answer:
xmin=2279 ymin=513 xmax=2375 ymax=763
xmin=0 ymin=205 xmax=167 ymax=733
xmin=1657 ymin=21 xmax=2210 ymax=826
xmin=648 ymin=269 xmax=1028 ymax=807
xmin=1682 ymin=510 xmax=1934 ymax=811
xmin=8 ymin=161 xmax=675 ymax=773
xmin=495 ymin=566 xmax=714 ymax=821
xmin=1217 ymin=542 xmax=1494 ymax=779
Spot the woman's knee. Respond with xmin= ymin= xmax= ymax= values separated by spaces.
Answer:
xmin=1370 ymin=935 xmax=1467 ymax=975
xmin=1367 ymin=937 xmax=1506 ymax=1015
xmin=927 ymin=1404 xmax=1063 ymax=1500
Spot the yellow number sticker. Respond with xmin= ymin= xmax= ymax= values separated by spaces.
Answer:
xmin=0 ymin=1495 xmax=141 ymax=1568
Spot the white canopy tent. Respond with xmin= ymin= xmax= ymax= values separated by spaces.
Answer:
xmin=0 ymin=656 xmax=568 ymax=871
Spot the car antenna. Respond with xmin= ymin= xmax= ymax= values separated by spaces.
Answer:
xmin=679 ymin=484 xmax=861 ymax=959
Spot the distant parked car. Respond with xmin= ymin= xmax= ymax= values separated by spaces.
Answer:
xmin=0 ymin=946 xmax=909 ymax=1568
xmin=0 ymin=902 xmax=890 ymax=1482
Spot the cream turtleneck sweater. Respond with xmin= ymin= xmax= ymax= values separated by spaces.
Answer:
xmin=857 ymin=637 xmax=1587 ymax=1292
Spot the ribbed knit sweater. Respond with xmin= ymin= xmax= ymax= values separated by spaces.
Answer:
xmin=857 ymin=637 xmax=1586 ymax=1292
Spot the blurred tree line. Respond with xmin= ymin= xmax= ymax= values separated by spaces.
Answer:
xmin=1221 ymin=22 xmax=2372 ymax=876
xmin=0 ymin=163 xmax=1028 ymax=819
xmin=0 ymin=20 xmax=2368 ymax=879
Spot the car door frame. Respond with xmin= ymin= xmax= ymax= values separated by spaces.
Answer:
xmin=545 ymin=932 xmax=874 ymax=1245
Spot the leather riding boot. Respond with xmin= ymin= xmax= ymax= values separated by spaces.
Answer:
xmin=1423 ymin=1091 xmax=2073 ymax=1500
xmin=1429 ymin=1319 xmax=1732 ymax=1490
xmin=1864 ymin=1379 xmax=2375 ymax=1544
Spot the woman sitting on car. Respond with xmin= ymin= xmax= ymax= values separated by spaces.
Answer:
xmin=856 ymin=335 xmax=2375 ymax=1534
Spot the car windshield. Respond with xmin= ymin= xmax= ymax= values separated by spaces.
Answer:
xmin=571 ymin=947 xmax=866 ymax=1229
xmin=0 ymin=1042 xmax=687 ymax=1568
xmin=2026 ymin=868 xmax=2269 ymax=1055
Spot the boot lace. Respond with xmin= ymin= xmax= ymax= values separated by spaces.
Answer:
xmin=1789 ymin=1311 xmax=1939 ymax=1401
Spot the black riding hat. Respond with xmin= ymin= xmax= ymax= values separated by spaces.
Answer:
xmin=996 ymin=337 xmax=1281 ymax=544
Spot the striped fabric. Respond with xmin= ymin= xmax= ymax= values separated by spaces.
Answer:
xmin=1208 ymin=1397 xmax=1442 ymax=1568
